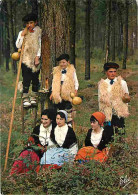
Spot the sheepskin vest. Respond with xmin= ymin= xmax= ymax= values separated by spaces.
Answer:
xmin=98 ymin=76 xmax=129 ymax=121
xmin=22 ymin=26 xmax=41 ymax=72
xmin=52 ymin=64 xmax=75 ymax=104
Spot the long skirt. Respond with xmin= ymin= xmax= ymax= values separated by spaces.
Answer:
xmin=40 ymin=147 xmax=75 ymax=166
xmin=75 ymin=146 xmax=108 ymax=163
xmin=10 ymin=149 xmax=40 ymax=175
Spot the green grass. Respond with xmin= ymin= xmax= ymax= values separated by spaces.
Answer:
xmin=0 ymin=65 xmax=22 ymax=104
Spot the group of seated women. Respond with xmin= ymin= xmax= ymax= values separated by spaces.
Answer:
xmin=10 ymin=109 xmax=114 ymax=175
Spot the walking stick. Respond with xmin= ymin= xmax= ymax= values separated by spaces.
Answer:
xmin=4 ymin=39 xmax=25 ymax=171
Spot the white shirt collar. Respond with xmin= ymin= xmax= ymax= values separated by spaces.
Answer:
xmin=106 ymin=77 xmax=117 ymax=83
xmin=61 ymin=68 xmax=67 ymax=71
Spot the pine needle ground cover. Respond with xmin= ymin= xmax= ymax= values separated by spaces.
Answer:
xmin=1 ymin=60 xmax=138 ymax=194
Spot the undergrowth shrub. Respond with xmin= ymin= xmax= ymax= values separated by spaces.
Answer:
xmin=92 ymin=47 xmax=105 ymax=61
xmin=1 ymin=134 xmax=137 ymax=194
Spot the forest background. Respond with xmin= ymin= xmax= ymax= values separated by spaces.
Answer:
xmin=0 ymin=0 xmax=138 ymax=194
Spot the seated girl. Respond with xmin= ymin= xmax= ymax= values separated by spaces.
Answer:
xmin=10 ymin=109 xmax=56 ymax=175
xmin=75 ymin=112 xmax=114 ymax=163
xmin=40 ymin=110 xmax=78 ymax=167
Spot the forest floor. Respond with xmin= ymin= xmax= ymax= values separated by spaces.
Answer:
xmin=1 ymin=60 xmax=138 ymax=194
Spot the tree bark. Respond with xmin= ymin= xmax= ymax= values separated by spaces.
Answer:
xmin=85 ymin=0 xmax=91 ymax=80
xmin=29 ymin=0 xmax=38 ymax=16
xmin=111 ymin=1 xmax=116 ymax=61
xmin=67 ymin=0 xmax=76 ymax=66
xmin=0 ymin=1 xmax=7 ymax=67
xmin=128 ymin=1 xmax=137 ymax=55
xmin=41 ymin=0 xmax=70 ymax=87
xmin=117 ymin=2 xmax=123 ymax=61
xmin=90 ymin=3 xmax=94 ymax=50
xmin=105 ymin=0 xmax=111 ymax=63
xmin=6 ymin=0 xmax=17 ymax=74
xmin=134 ymin=1 xmax=137 ymax=50
xmin=0 ymin=21 xmax=4 ymax=66
xmin=5 ymin=10 xmax=10 ymax=71
xmin=123 ymin=0 xmax=129 ymax=69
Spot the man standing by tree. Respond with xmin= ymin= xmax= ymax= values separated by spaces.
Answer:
xmin=98 ymin=62 xmax=130 ymax=133
xmin=16 ymin=13 xmax=41 ymax=107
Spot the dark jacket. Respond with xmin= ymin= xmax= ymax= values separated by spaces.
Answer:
xmin=85 ymin=125 xmax=114 ymax=151
xmin=22 ymin=124 xmax=56 ymax=159
xmin=50 ymin=126 xmax=77 ymax=149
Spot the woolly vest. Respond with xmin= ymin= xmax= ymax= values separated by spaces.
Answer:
xmin=52 ymin=64 xmax=75 ymax=104
xmin=98 ymin=76 xmax=129 ymax=121
xmin=22 ymin=26 xmax=41 ymax=72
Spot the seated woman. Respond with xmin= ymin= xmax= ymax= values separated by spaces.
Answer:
xmin=40 ymin=110 xmax=78 ymax=167
xmin=10 ymin=109 xmax=56 ymax=175
xmin=75 ymin=112 xmax=114 ymax=163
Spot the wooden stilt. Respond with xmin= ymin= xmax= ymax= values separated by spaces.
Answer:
xmin=21 ymin=104 xmax=38 ymax=132
xmin=21 ymin=93 xmax=24 ymax=133
xmin=41 ymin=101 xmax=44 ymax=113
xmin=39 ymin=91 xmax=49 ymax=113
xmin=72 ymin=120 xmax=75 ymax=130
xmin=33 ymin=106 xmax=37 ymax=127
xmin=72 ymin=107 xmax=76 ymax=130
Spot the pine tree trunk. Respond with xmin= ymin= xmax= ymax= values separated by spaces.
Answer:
xmin=85 ymin=0 xmax=91 ymax=80
xmin=123 ymin=0 xmax=129 ymax=69
xmin=111 ymin=1 xmax=116 ymax=61
xmin=41 ymin=0 xmax=70 ymax=88
xmin=128 ymin=1 xmax=137 ymax=55
xmin=134 ymin=2 xmax=137 ymax=50
xmin=117 ymin=6 xmax=123 ymax=61
xmin=129 ymin=2 xmax=134 ymax=56
xmin=135 ymin=2 xmax=138 ymax=49
xmin=105 ymin=0 xmax=111 ymax=62
xmin=29 ymin=0 xmax=38 ymax=16
xmin=5 ymin=14 xmax=10 ymax=71
xmin=90 ymin=4 xmax=94 ymax=50
xmin=68 ymin=0 xmax=76 ymax=66
xmin=0 ymin=22 xmax=4 ymax=66
xmin=6 ymin=0 xmax=17 ymax=74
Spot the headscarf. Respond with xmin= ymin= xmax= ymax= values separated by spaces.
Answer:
xmin=57 ymin=110 xmax=68 ymax=122
xmin=91 ymin=112 xmax=106 ymax=126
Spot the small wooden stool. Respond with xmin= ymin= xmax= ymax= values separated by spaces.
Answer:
xmin=38 ymin=89 xmax=50 ymax=113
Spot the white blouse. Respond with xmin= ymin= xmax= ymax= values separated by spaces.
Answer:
xmin=39 ymin=124 xmax=54 ymax=146
xmin=54 ymin=124 xmax=78 ymax=158
xmin=54 ymin=124 xmax=68 ymax=147
xmin=91 ymin=128 xmax=104 ymax=148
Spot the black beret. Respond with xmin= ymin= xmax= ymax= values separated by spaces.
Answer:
xmin=56 ymin=54 xmax=69 ymax=61
xmin=104 ymin=62 xmax=119 ymax=71
xmin=22 ymin=13 xmax=38 ymax=22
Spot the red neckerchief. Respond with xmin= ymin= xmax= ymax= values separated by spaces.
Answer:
xmin=29 ymin=29 xmax=34 ymax=33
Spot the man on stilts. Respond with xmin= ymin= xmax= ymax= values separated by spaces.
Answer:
xmin=16 ymin=13 xmax=42 ymax=107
